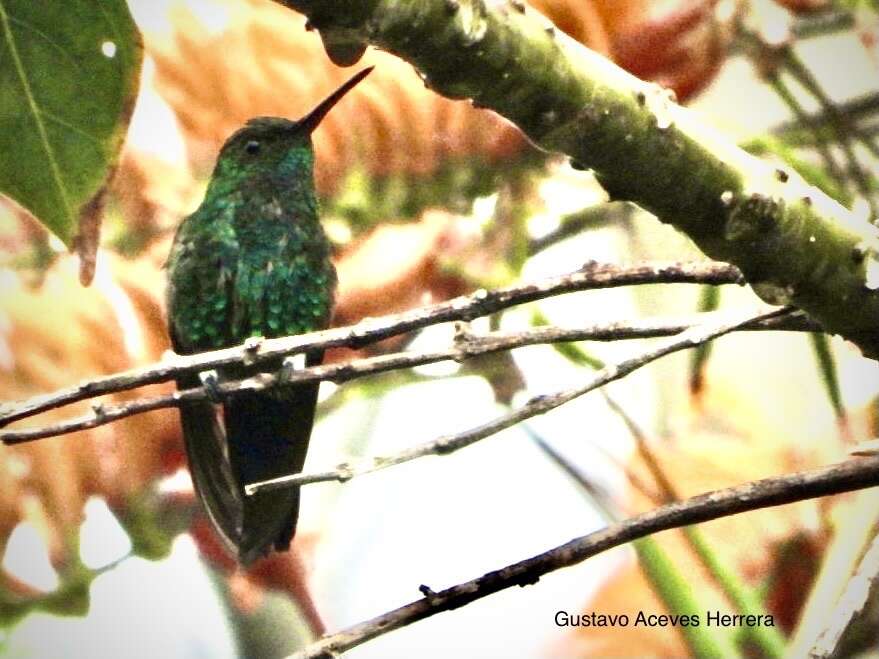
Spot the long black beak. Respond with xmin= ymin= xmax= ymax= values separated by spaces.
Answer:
xmin=297 ymin=66 xmax=374 ymax=134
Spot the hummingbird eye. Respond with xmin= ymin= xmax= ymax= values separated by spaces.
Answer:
xmin=245 ymin=140 xmax=261 ymax=155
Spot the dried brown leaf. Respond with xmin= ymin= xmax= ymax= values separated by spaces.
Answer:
xmin=0 ymin=254 xmax=177 ymax=570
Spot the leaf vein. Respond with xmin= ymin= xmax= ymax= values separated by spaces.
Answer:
xmin=6 ymin=12 xmax=80 ymax=73
xmin=0 ymin=1 xmax=74 ymax=232
xmin=39 ymin=109 xmax=103 ymax=146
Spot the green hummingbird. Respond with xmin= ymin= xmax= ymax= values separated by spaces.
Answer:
xmin=166 ymin=67 xmax=372 ymax=564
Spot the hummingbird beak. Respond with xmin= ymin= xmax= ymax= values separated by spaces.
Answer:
xmin=296 ymin=66 xmax=374 ymax=135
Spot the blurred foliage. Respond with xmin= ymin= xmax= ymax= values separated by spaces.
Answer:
xmin=1 ymin=0 xmax=878 ymax=656
xmin=555 ymin=383 xmax=839 ymax=656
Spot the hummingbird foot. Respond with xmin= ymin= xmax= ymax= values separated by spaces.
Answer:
xmin=198 ymin=369 xmax=224 ymax=403
xmin=278 ymin=353 xmax=307 ymax=384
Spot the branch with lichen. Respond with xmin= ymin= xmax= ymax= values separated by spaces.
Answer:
xmin=277 ymin=0 xmax=879 ymax=358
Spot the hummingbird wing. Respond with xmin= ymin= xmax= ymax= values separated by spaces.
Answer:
xmin=221 ymin=350 xmax=322 ymax=565
xmin=171 ymin=324 xmax=245 ymax=557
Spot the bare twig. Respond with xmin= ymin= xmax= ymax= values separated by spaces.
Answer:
xmin=245 ymin=307 xmax=788 ymax=495
xmin=739 ymin=23 xmax=879 ymax=211
xmin=2 ymin=308 xmax=814 ymax=445
xmin=287 ymin=456 xmax=879 ymax=659
xmin=527 ymin=203 xmax=632 ymax=255
xmin=0 ymin=261 xmax=746 ymax=432
xmin=776 ymin=92 xmax=879 ymax=144
xmin=809 ymin=530 xmax=879 ymax=658
xmin=790 ymin=9 xmax=854 ymax=41
xmin=779 ymin=43 xmax=879 ymax=162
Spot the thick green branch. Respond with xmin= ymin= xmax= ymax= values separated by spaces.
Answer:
xmin=280 ymin=0 xmax=879 ymax=358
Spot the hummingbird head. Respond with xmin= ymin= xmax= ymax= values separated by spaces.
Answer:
xmin=212 ymin=66 xmax=373 ymax=185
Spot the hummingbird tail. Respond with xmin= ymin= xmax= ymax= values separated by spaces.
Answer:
xmin=223 ymin=352 xmax=322 ymax=564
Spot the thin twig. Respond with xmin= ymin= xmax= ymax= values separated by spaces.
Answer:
xmin=739 ymin=24 xmax=878 ymax=211
xmin=780 ymin=43 xmax=879 ymax=162
xmin=527 ymin=203 xmax=631 ymax=256
xmin=775 ymin=91 xmax=879 ymax=145
xmin=0 ymin=261 xmax=746 ymax=431
xmin=245 ymin=307 xmax=788 ymax=495
xmin=286 ymin=455 xmax=879 ymax=659
xmin=2 ymin=309 xmax=812 ymax=445
xmin=809 ymin=530 xmax=879 ymax=658
xmin=2 ymin=310 xmax=815 ymax=445
xmin=790 ymin=9 xmax=854 ymax=41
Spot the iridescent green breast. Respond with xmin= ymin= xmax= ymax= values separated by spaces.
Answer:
xmin=167 ymin=191 xmax=336 ymax=354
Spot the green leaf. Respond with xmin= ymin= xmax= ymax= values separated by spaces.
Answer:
xmin=635 ymin=537 xmax=741 ymax=658
xmin=0 ymin=0 xmax=141 ymax=278
xmin=531 ymin=310 xmax=605 ymax=369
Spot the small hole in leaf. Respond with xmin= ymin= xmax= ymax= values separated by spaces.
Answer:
xmin=101 ymin=40 xmax=117 ymax=58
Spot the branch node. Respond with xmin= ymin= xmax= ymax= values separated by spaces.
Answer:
xmin=242 ymin=335 xmax=264 ymax=365
xmin=418 ymin=584 xmax=439 ymax=602
xmin=452 ymin=321 xmax=478 ymax=362
xmin=453 ymin=320 xmax=473 ymax=340
xmin=516 ymin=572 xmax=541 ymax=587
xmin=91 ymin=402 xmax=106 ymax=421
xmin=526 ymin=393 xmax=551 ymax=407
xmin=433 ymin=437 xmax=455 ymax=455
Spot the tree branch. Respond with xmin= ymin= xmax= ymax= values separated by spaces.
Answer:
xmin=286 ymin=455 xmax=879 ymax=659
xmin=277 ymin=0 xmax=879 ymax=357
xmin=2 ymin=305 xmax=813 ymax=445
xmin=245 ymin=306 xmax=788 ymax=494
xmin=0 ymin=261 xmax=748 ymax=433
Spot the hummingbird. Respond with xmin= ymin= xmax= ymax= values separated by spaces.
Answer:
xmin=166 ymin=67 xmax=373 ymax=564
